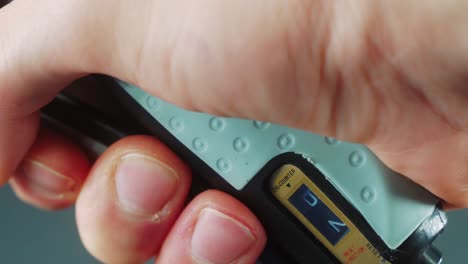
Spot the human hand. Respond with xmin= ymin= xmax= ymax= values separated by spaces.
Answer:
xmin=2 ymin=0 xmax=468 ymax=263
xmin=1 ymin=1 xmax=268 ymax=263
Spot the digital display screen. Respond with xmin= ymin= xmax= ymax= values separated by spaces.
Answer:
xmin=289 ymin=184 xmax=350 ymax=245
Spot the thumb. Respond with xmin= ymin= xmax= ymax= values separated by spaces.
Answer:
xmin=0 ymin=0 xmax=99 ymax=184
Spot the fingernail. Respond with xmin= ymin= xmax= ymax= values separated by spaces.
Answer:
xmin=114 ymin=153 xmax=178 ymax=220
xmin=19 ymin=160 xmax=77 ymax=199
xmin=191 ymin=208 xmax=256 ymax=264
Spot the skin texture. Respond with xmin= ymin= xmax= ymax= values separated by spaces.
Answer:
xmin=1 ymin=0 xmax=468 ymax=263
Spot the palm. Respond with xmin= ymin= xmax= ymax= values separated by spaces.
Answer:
xmin=118 ymin=0 xmax=468 ymax=207
xmin=6 ymin=0 xmax=463 ymax=206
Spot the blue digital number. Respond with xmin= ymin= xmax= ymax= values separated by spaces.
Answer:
xmin=289 ymin=184 xmax=350 ymax=245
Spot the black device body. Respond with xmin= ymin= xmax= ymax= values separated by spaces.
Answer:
xmin=40 ymin=77 xmax=447 ymax=264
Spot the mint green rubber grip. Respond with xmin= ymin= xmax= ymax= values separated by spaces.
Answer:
xmin=118 ymin=80 xmax=438 ymax=250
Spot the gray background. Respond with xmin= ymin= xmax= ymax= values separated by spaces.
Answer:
xmin=0 ymin=184 xmax=466 ymax=264
xmin=0 ymin=185 xmax=98 ymax=264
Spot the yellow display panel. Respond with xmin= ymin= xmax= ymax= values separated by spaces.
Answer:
xmin=271 ymin=164 xmax=390 ymax=264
